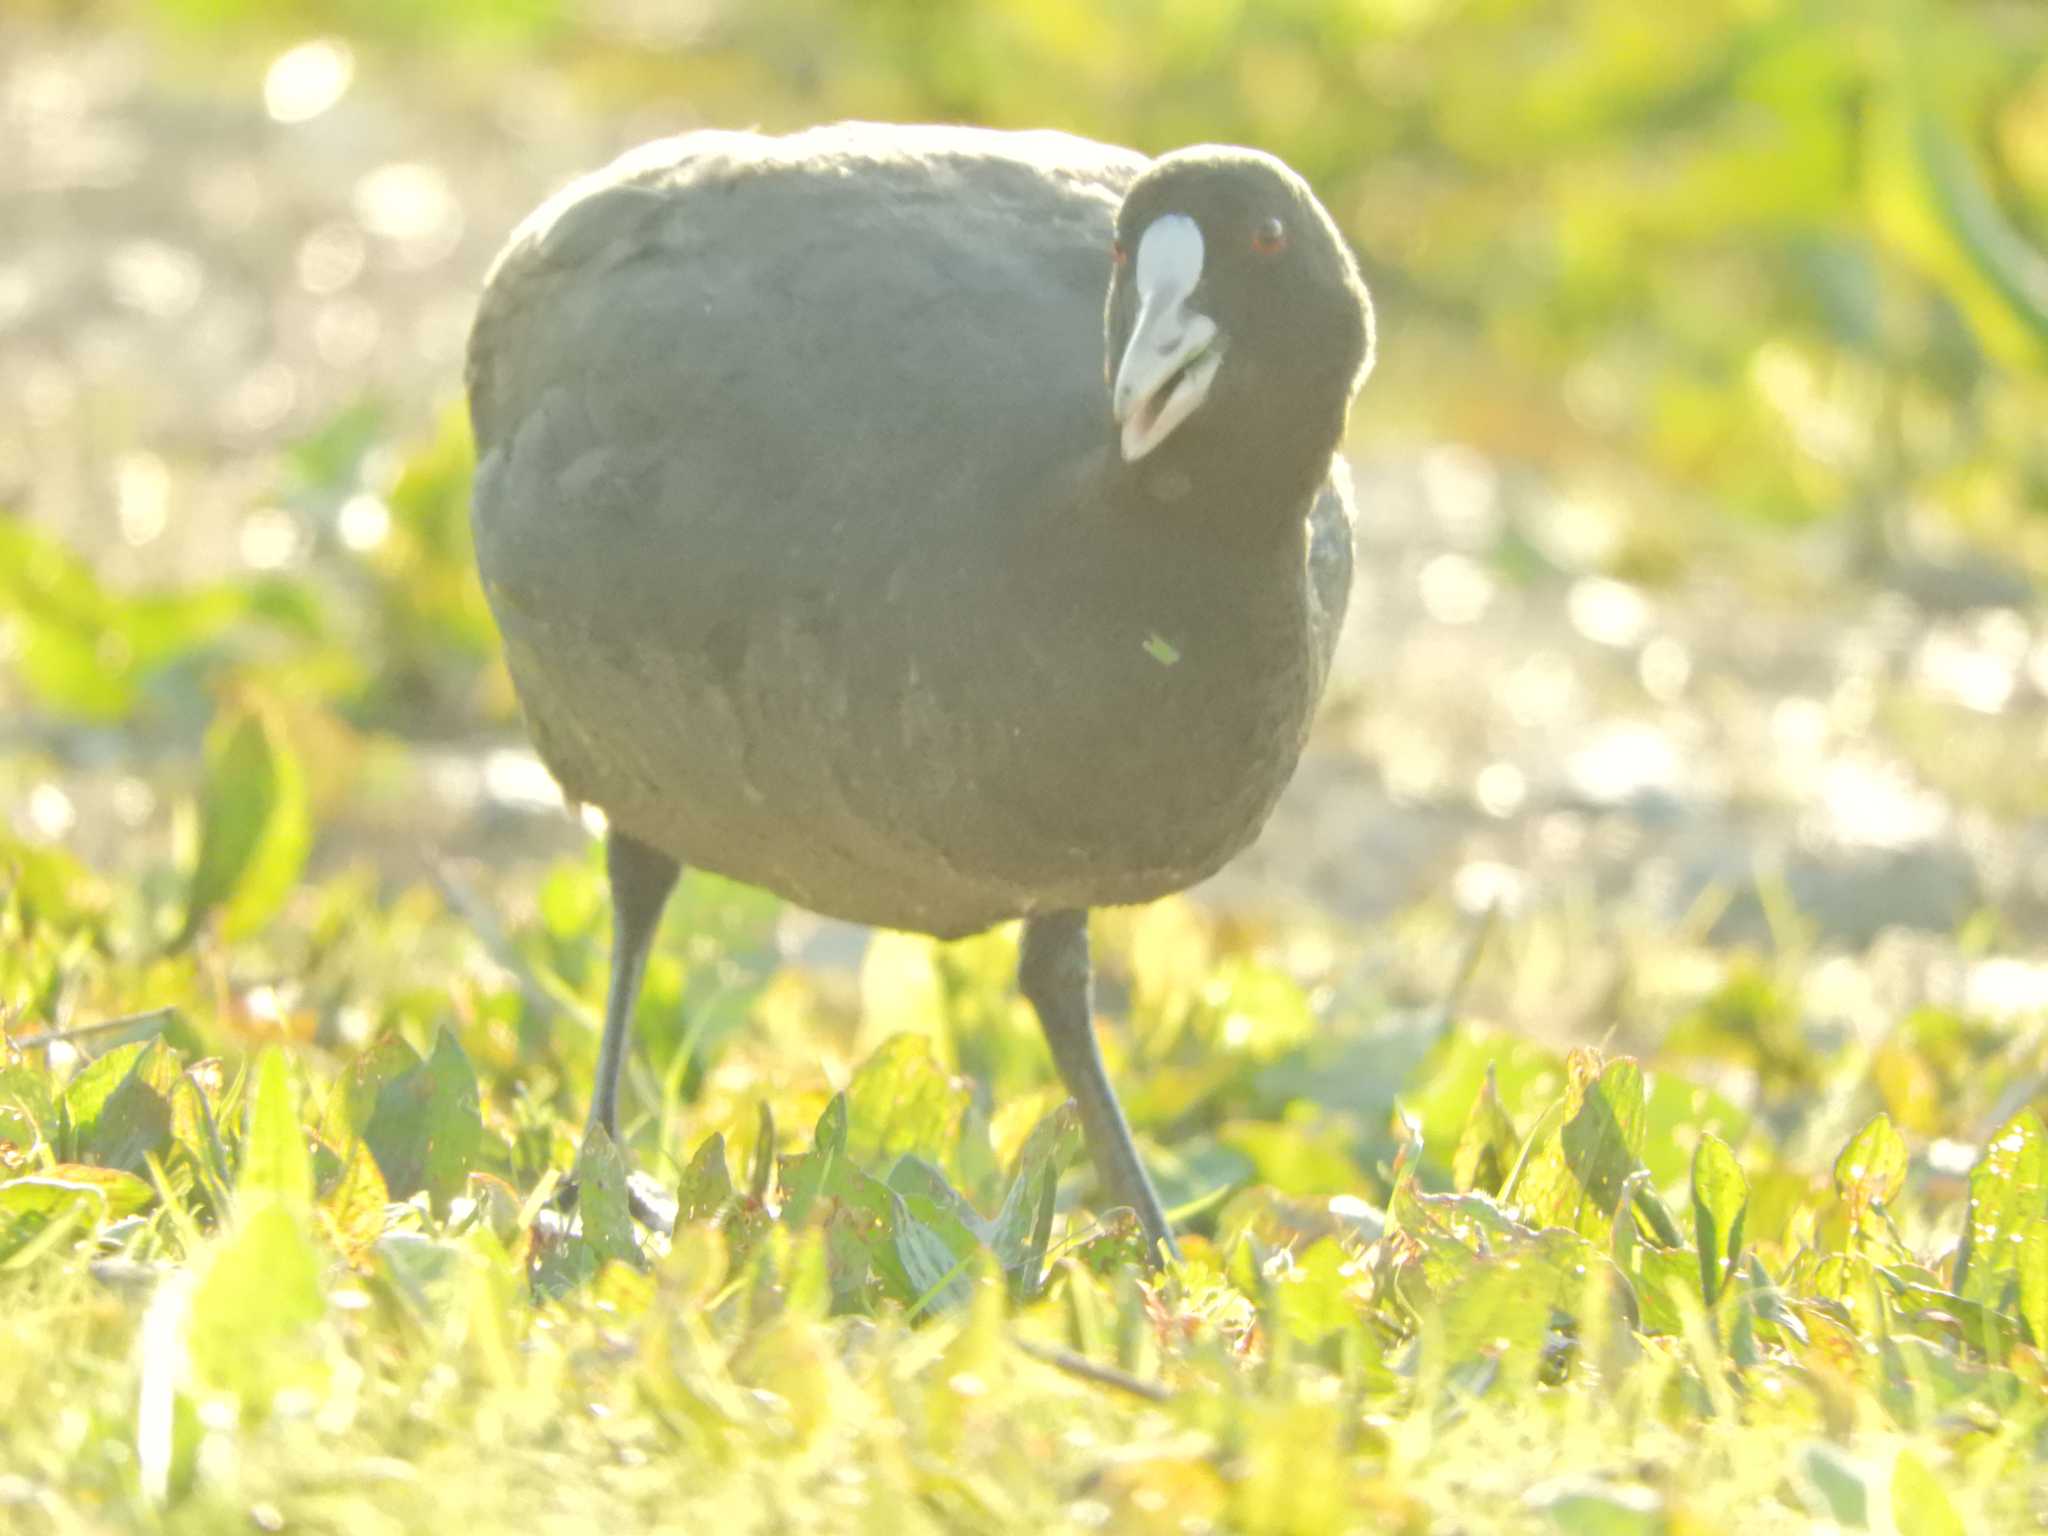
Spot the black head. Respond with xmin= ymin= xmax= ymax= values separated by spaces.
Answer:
xmin=1104 ymin=147 xmax=1373 ymax=523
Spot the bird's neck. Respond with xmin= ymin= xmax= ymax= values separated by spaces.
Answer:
xmin=1071 ymin=450 xmax=1314 ymax=664
xmin=1104 ymin=451 xmax=1330 ymax=577
xmin=1101 ymin=387 xmax=1345 ymax=553
xmin=1016 ymin=434 xmax=1324 ymax=635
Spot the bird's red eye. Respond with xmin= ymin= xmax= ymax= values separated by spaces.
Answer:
xmin=1111 ymin=239 xmax=1128 ymax=265
xmin=1252 ymin=216 xmax=1288 ymax=256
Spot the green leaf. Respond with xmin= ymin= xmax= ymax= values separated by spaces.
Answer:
xmin=1690 ymin=1132 xmax=1747 ymax=1307
xmin=321 ymin=1137 xmax=391 ymax=1257
xmin=1452 ymin=1064 xmax=1520 ymax=1195
xmin=41 ymin=1164 xmax=153 ymax=1221
xmin=2020 ymin=1219 xmax=2048 ymax=1353
xmin=1270 ymin=1237 xmax=1362 ymax=1347
xmin=1889 ymin=1447 xmax=1966 ymax=1536
xmin=1811 ymin=1252 xmax=1876 ymax=1307
xmin=1419 ymin=1242 xmax=1556 ymax=1395
xmin=894 ymin=1196 xmax=971 ymax=1315
xmin=748 ymin=1100 xmax=776 ymax=1203
xmin=1953 ymin=1110 xmax=2046 ymax=1315
xmin=986 ymin=1103 xmax=1082 ymax=1280
xmin=1741 ymin=1255 xmax=1807 ymax=1347
xmin=0 ymin=516 xmax=132 ymax=719
xmin=843 ymin=1033 xmax=967 ymax=1170
xmin=0 ymin=1177 xmax=106 ymax=1265
xmin=1883 ymin=1278 xmax=2016 ymax=1357
xmin=813 ymin=1091 xmax=848 ymax=1161
xmin=1798 ymin=1442 xmax=1869 ymax=1527
xmin=1504 ymin=1054 xmax=1646 ymax=1242
xmin=61 ymin=1041 xmax=152 ymax=1143
xmin=886 ymin=1155 xmax=982 ymax=1232
xmin=75 ymin=1041 xmax=176 ymax=1174
xmin=572 ymin=1127 xmax=640 ymax=1270
xmin=239 ymin=1048 xmax=312 ymax=1218
xmin=372 ymin=1231 xmax=467 ymax=1328
xmin=1603 ymin=1170 xmax=1691 ymax=1337
xmin=1630 ymin=1182 xmax=1688 ymax=1251
xmin=783 ymin=1094 xmax=850 ymax=1227
xmin=185 ymin=1202 xmax=327 ymax=1414
xmin=0 ymin=1062 xmax=56 ymax=1149
xmin=358 ymin=1031 xmax=482 ymax=1211
xmin=782 ymin=1227 xmax=832 ymax=1322
xmin=675 ymin=1133 xmax=734 ymax=1225
xmin=775 ymin=1110 xmax=907 ymax=1306
xmin=175 ymin=697 xmax=310 ymax=946
xmin=530 ymin=1129 xmax=641 ymax=1299
xmin=1391 ymin=1178 xmax=1627 ymax=1383
xmin=1834 ymin=1113 xmax=1908 ymax=1227
xmin=1537 ymin=1483 xmax=1665 ymax=1535
xmin=1867 ymin=85 xmax=2048 ymax=371
xmin=342 ymin=1035 xmax=421 ymax=1132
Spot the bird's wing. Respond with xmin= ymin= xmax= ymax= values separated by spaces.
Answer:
xmin=469 ymin=124 xmax=1144 ymax=458
xmin=464 ymin=126 xmax=1150 ymax=900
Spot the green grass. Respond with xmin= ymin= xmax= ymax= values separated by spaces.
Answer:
xmin=0 ymin=286 xmax=2039 ymax=1536
xmin=4 ymin=4 xmax=2046 ymax=1526
xmin=2 ymin=818 xmax=2046 ymax=1534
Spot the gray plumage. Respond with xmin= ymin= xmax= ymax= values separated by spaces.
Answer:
xmin=470 ymin=123 xmax=1367 ymax=936
xmin=468 ymin=123 xmax=1373 ymax=1257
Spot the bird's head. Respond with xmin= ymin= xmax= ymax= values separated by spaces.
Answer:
xmin=1105 ymin=148 xmax=1373 ymax=513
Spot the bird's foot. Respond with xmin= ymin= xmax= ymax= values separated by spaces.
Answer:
xmin=624 ymin=1170 xmax=678 ymax=1234
xmin=546 ymin=1163 xmax=679 ymax=1236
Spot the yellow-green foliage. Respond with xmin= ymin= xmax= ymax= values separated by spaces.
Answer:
xmin=2 ymin=3 xmax=2046 ymax=1530
xmin=3 ymin=813 xmax=2047 ymax=1531
xmin=114 ymin=0 xmax=2048 ymax=567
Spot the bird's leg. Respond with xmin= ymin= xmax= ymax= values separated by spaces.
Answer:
xmin=1019 ymin=909 xmax=1180 ymax=1266
xmin=579 ymin=827 xmax=680 ymax=1229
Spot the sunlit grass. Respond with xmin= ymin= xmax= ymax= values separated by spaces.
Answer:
xmin=3 ymin=3 xmax=2047 ymax=1527
xmin=2 ymin=808 xmax=2045 ymax=1531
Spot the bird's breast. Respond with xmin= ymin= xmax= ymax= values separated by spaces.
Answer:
xmin=876 ymin=512 xmax=1322 ymax=909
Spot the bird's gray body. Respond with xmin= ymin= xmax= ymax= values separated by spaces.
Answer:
xmin=468 ymin=123 xmax=1354 ymax=937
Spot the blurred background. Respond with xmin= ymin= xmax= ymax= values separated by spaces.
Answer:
xmin=3 ymin=0 xmax=2047 ymax=1078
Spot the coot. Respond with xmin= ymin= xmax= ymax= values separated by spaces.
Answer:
xmin=467 ymin=123 xmax=1374 ymax=1261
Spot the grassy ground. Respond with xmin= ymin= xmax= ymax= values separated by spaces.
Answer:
xmin=2 ymin=840 xmax=2046 ymax=1533
xmin=5 ymin=8 xmax=2048 ymax=1533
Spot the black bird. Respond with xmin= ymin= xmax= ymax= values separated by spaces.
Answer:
xmin=466 ymin=123 xmax=1373 ymax=1261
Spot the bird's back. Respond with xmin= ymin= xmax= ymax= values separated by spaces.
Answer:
xmin=469 ymin=125 xmax=1347 ymax=937
xmin=470 ymin=124 xmax=1142 ymax=571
